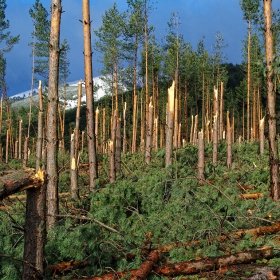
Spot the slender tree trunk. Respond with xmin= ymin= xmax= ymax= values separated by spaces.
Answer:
xmin=123 ymin=102 xmax=127 ymax=153
xmin=46 ymin=0 xmax=62 ymax=229
xmin=82 ymin=0 xmax=98 ymax=190
xmin=259 ymin=117 xmax=265 ymax=155
xmin=70 ymin=84 xmax=82 ymax=199
xmin=95 ymin=107 xmax=99 ymax=152
xmin=23 ymin=136 xmax=29 ymax=169
xmin=165 ymin=81 xmax=175 ymax=167
xmin=198 ymin=129 xmax=205 ymax=181
xmin=102 ymin=108 xmax=106 ymax=153
xmin=263 ymin=0 xmax=279 ymax=200
xmin=109 ymin=110 xmax=118 ymax=183
xmin=36 ymin=81 xmax=44 ymax=171
xmin=5 ymin=128 xmax=9 ymax=163
xmin=115 ymin=117 xmax=122 ymax=174
xmin=145 ymin=101 xmax=153 ymax=164
xmin=247 ymin=20 xmax=251 ymax=142
xmin=219 ymin=82 xmax=224 ymax=140
xmin=70 ymin=133 xmax=78 ymax=199
xmin=132 ymin=94 xmax=138 ymax=153
xmin=213 ymin=115 xmax=218 ymax=164
xmin=226 ymin=111 xmax=232 ymax=169
xmin=18 ymin=119 xmax=22 ymax=159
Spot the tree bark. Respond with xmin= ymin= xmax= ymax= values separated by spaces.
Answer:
xmin=263 ymin=0 xmax=279 ymax=201
xmin=213 ymin=115 xmax=218 ymax=164
xmin=46 ymin=0 xmax=62 ymax=229
xmin=226 ymin=111 xmax=232 ymax=169
xmin=259 ymin=117 xmax=265 ymax=154
xmin=154 ymin=247 xmax=273 ymax=277
xmin=198 ymin=129 xmax=205 ymax=181
xmin=82 ymin=0 xmax=98 ymax=191
xmin=22 ymin=170 xmax=46 ymax=280
xmin=36 ymin=81 xmax=44 ymax=171
xmin=145 ymin=101 xmax=154 ymax=164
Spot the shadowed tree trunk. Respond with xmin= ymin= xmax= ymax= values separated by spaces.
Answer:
xmin=46 ymin=0 xmax=62 ymax=229
xmin=263 ymin=0 xmax=279 ymax=201
xmin=198 ymin=129 xmax=205 ymax=181
xmin=226 ymin=111 xmax=232 ymax=169
xmin=82 ymin=0 xmax=98 ymax=190
xmin=22 ymin=170 xmax=46 ymax=280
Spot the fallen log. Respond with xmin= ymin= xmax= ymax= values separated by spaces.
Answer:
xmin=238 ymin=193 xmax=263 ymax=199
xmin=0 ymin=168 xmax=45 ymax=200
xmin=154 ymin=247 xmax=274 ymax=277
xmin=156 ymin=222 xmax=280 ymax=252
xmin=70 ymin=250 xmax=160 ymax=280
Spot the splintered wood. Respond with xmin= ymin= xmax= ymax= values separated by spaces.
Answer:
xmin=0 ymin=168 xmax=45 ymax=200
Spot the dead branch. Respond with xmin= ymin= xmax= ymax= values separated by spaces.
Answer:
xmin=238 ymin=193 xmax=263 ymax=199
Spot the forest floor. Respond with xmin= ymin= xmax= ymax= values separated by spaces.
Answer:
xmin=1 ymin=141 xmax=280 ymax=279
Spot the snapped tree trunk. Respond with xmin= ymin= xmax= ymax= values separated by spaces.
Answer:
xmin=82 ymin=0 xmax=98 ymax=190
xmin=165 ymin=81 xmax=175 ymax=167
xmin=259 ymin=117 xmax=265 ymax=154
xmin=145 ymin=101 xmax=154 ymax=164
xmin=22 ymin=170 xmax=47 ymax=280
xmin=263 ymin=0 xmax=279 ymax=201
xmin=46 ymin=0 xmax=62 ymax=229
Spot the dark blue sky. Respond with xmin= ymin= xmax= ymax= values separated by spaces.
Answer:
xmin=4 ymin=0 xmax=280 ymax=96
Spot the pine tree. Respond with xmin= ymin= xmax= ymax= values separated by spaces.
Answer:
xmin=29 ymin=0 xmax=50 ymax=85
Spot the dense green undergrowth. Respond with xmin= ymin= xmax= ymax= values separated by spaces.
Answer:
xmin=0 ymin=141 xmax=280 ymax=279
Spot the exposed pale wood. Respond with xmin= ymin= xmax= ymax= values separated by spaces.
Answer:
xmin=238 ymin=193 xmax=263 ymax=199
xmin=0 ymin=169 xmax=45 ymax=200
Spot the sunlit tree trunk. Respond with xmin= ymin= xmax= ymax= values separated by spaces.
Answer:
xmin=263 ymin=0 xmax=279 ymax=200
xmin=145 ymin=101 xmax=153 ymax=164
xmin=46 ymin=0 xmax=62 ymax=229
xmin=259 ymin=117 xmax=265 ymax=155
xmin=165 ymin=81 xmax=175 ymax=167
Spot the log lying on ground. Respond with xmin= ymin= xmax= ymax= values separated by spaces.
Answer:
xmin=70 ymin=250 xmax=160 ymax=280
xmin=156 ymin=222 xmax=280 ymax=252
xmin=154 ymin=247 xmax=274 ymax=277
xmin=0 ymin=168 xmax=45 ymax=200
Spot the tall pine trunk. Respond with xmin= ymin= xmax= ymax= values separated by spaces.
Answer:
xmin=82 ymin=0 xmax=98 ymax=190
xmin=263 ymin=0 xmax=279 ymax=200
xmin=46 ymin=0 xmax=62 ymax=229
